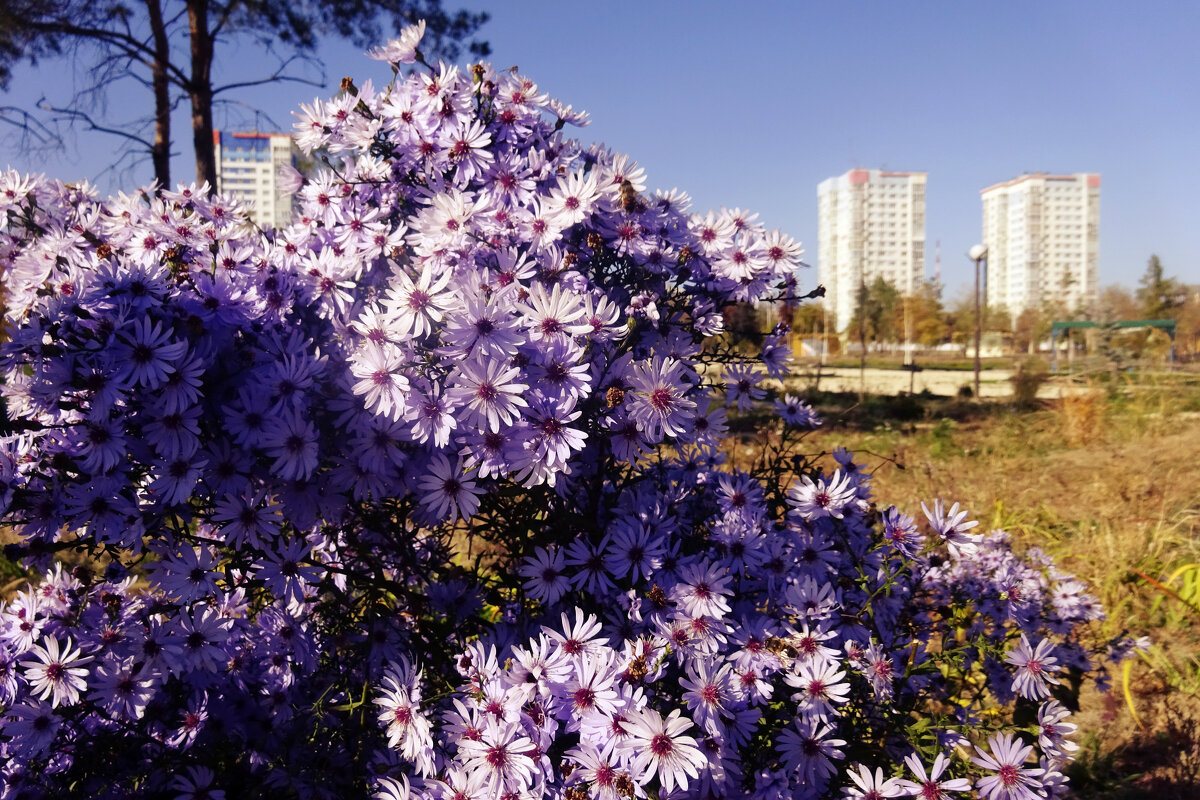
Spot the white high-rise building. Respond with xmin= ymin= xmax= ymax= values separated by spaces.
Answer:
xmin=981 ymin=173 xmax=1099 ymax=317
xmin=213 ymin=131 xmax=298 ymax=229
xmin=817 ymin=169 xmax=927 ymax=332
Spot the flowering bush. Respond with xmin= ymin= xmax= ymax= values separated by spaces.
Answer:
xmin=0 ymin=23 xmax=1134 ymax=800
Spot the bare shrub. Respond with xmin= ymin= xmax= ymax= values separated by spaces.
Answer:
xmin=1060 ymin=387 xmax=1106 ymax=446
xmin=1010 ymin=357 xmax=1050 ymax=408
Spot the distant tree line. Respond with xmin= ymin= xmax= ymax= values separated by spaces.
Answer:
xmin=777 ymin=254 xmax=1199 ymax=358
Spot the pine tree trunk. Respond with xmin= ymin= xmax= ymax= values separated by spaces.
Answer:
xmin=146 ymin=0 xmax=171 ymax=188
xmin=187 ymin=0 xmax=216 ymax=189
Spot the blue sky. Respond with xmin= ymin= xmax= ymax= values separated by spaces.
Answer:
xmin=2 ymin=1 xmax=1197 ymax=298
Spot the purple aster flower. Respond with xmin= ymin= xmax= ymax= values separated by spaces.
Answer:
xmin=366 ymin=20 xmax=425 ymax=65
xmin=762 ymin=229 xmax=804 ymax=271
xmin=445 ymin=120 xmax=495 ymax=185
xmin=192 ymin=270 xmax=253 ymax=322
xmin=604 ymin=520 xmax=665 ymax=583
xmin=75 ymin=416 xmax=127 ymax=474
xmin=861 ymin=640 xmax=896 ymax=701
xmin=546 ymin=170 xmax=602 ymax=227
xmin=167 ymin=695 xmax=209 ymax=748
xmin=729 ymin=616 xmax=783 ymax=673
xmin=383 ymin=260 xmax=453 ymax=339
xmin=559 ymin=648 xmax=621 ymax=730
xmin=446 ymin=355 xmax=529 ymax=432
xmin=372 ymin=775 xmax=410 ymax=800
xmin=19 ymin=635 xmax=92 ymax=708
xmin=441 ymin=290 xmax=524 ymax=358
xmin=544 ymin=608 xmax=608 ymax=659
xmin=351 ymin=416 xmax=408 ymax=472
xmin=114 ymin=317 xmax=187 ymax=389
xmin=760 ymin=331 xmax=793 ymax=379
xmin=1036 ymin=699 xmax=1078 ymax=759
xmin=406 ymin=380 xmax=457 ymax=449
xmin=3 ymin=700 xmax=61 ymax=759
xmin=788 ymin=470 xmax=857 ymax=521
xmin=581 ymin=292 xmax=624 ymax=341
xmin=517 ymin=399 xmax=587 ymax=487
xmin=0 ymin=647 xmax=20 ymax=705
xmin=622 ymin=707 xmax=707 ymax=795
xmin=971 ymin=733 xmax=1043 ymax=800
xmin=519 ymin=546 xmax=570 ymax=605
xmin=793 ymin=531 xmax=841 ymax=582
xmin=774 ymin=393 xmax=820 ymax=427
xmin=143 ymin=403 xmax=202 ymax=460
xmin=170 ymin=766 xmax=226 ymax=800
xmin=785 ymin=658 xmax=851 ymax=720
xmin=351 ymin=343 xmax=412 ymax=421
xmin=148 ymin=453 xmax=206 ymax=506
xmin=691 ymin=210 xmax=736 ymax=255
xmin=626 ymin=355 xmax=696 ymax=442
xmin=456 ymin=719 xmax=538 ymax=795
xmin=520 ymin=282 xmax=591 ymax=342
xmin=603 ymin=408 xmax=653 ymax=465
xmin=776 ymin=716 xmax=846 ymax=785
xmin=921 ymin=499 xmax=981 ymax=552
xmin=505 ymin=633 xmax=572 ymax=704
xmin=416 ymin=453 xmax=480 ymax=522
xmin=845 ymin=763 xmax=905 ymax=799
xmin=672 ymin=561 xmax=732 ymax=619
xmin=211 ymin=490 xmax=282 ymax=549
xmin=481 ymin=150 xmax=537 ymax=205
xmin=63 ymin=474 xmax=140 ymax=546
xmin=784 ymin=620 xmax=841 ymax=667
xmin=222 ymin=387 xmax=272 ymax=448
xmin=427 ymin=769 xmax=487 ymax=800
xmin=374 ymin=658 xmax=435 ymax=776
xmin=882 ymin=506 xmax=925 ymax=558
xmin=157 ymin=348 xmax=204 ymax=414
xmin=896 ymin=752 xmax=972 ymax=799
xmin=460 ymin=424 xmax=527 ymax=480
xmin=724 ymin=361 xmax=765 ymax=412
xmin=1037 ymin=756 xmax=1068 ymax=798
xmin=87 ymin=657 xmax=156 ymax=719
xmin=149 ymin=544 xmax=221 ymax=602
xmin=167 ymin=606 xmax=231 ymax=674
xmin=528 ymin=338 xmax=592 ymax=403
xmin=262 ymin=406 xmax=320 ymax=481
xmin=565 ymin=740 xmax=630 ymax=800
xmin=255 ymin=536 xmax=324 ymax=611
xmin=265 ymin=349 xmax=323 ymax=414
xmin=679 ymin=656 xmax=737 ymax=734
xmin=1005 ymin=634 xmax=1061 ymax=701
xmin=680 ymin=401 xmax=729 ymax=448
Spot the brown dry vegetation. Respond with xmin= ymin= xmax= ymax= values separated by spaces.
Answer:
xmin=797 ymin=381 xmax=1200 ymax=799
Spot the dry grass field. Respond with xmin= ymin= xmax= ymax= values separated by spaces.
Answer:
xmin=794 ymin=380 xmax=1200 ymax=799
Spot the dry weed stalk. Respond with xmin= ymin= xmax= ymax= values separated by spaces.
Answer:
xmin=1059 ymin=386 xmax=1105 ymax=446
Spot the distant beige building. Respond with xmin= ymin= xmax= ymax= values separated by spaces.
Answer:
xmin=818 ymin=169 xmax=927 ymax=331
xmin=213 ymin=131 xmax=297 ymax=229
xmin=981 ymin=173 xmax=1100 ymax=317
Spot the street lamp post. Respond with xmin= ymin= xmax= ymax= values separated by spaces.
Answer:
xmin=968 ymin=244 xmax=988 ymax=399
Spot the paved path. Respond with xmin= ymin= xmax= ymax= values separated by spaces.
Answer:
xmin=779 ymin=367 xmax=1088 ymax=399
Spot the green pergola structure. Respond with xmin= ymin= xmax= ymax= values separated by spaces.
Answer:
xmin=1049 ymin=319 xmax=1177 ymax=371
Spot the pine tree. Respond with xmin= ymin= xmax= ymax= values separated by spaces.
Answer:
xmin=1136 ymin=254 xmax=1182 ymax=319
